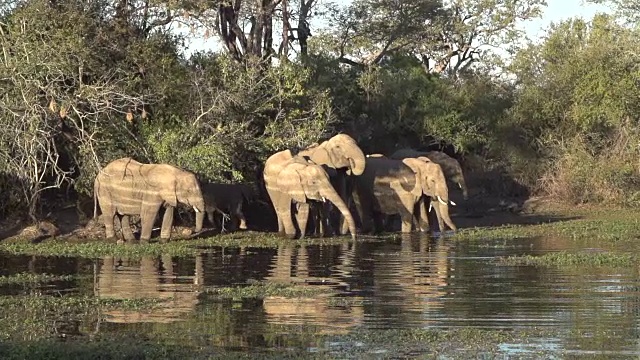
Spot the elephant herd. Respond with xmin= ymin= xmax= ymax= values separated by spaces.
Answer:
xmin=93 ymin=134 xmax=469 ymax=243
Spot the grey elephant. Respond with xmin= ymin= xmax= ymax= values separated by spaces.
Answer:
xmin=265 ymin=134 xmax=366 ymax=237
xmin=352 ymin=156 xmax=456 ymax=234
xmin=262 ymin=152 xmax=357 ymax=239
xmin=390 ymin=148 xmax=468 ymax=200
xmin=93 ymin=158 xmax=205 ymax=242
xmin=201 ymin=182 xmax=255 ymax=232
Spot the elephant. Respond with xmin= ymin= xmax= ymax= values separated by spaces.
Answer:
xmin=390 ymin=148 xmax=469 ymax=200
xmin=352 ymin=156 xmax=456 ymax=234
xmin=262 ymin=152 xmax=357 ymax=239
xmin=264 ymin=134 xmax=365 ymax=237
xmin=93 ymin=158 xmax=205 ymax=242
xmin=201 ymin=182 xmax=255 ymax=232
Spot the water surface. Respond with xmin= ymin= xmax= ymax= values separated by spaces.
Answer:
xmin=2 ymin=232 xmax=640 ymax=357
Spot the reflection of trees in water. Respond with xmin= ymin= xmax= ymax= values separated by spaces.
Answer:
xmin=369 ymin=234 xmax=451 ymax=327
xmin=262 ymin=243 xmax=365 ymax=335
xmin=95 ymin=254 xmax=204 ymax=324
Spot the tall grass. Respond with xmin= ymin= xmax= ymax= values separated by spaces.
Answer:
xmin=537 ymin=124 xmax=640 ymax=206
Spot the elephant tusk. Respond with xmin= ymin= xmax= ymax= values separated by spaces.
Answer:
xmin=450 ymin=200 xmax=457 ymax=206
xmin=458 ymin=183 xmax=463 ymax=189
xmin=437 ymin=196 xmax=447 ymax=206
xmin=428 ymin=202 xmax=433 ymax=212
xmin=321 ymin=196 xmax=327 ymax=202
xmin=193 ymin=206 xmax=200 ymax=213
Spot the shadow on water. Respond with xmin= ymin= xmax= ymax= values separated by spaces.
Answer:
xmin=2 ymin=229 xmax=640 ymax=357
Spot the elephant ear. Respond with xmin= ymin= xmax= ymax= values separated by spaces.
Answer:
xmin=278 ymin=167 xmax=307 ymax=203
xmin=160 ymin=179 xmax=178 ymax=207
xmin=401 ymin=158 xmax=425 ymax=197
xmin=142 ymin=164 xmax=178 ymax=207
xmin=314 ymin=146 xmax=338 ymax=169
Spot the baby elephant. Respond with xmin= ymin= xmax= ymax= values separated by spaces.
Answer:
xmin=201 ymin=182 xmax=255 ymax=232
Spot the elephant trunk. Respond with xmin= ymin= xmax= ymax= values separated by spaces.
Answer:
xmin=323 ymin=190 xmax=357 ymax=239
xmin=454 ymin=175 xmax=469 ymax=200
xmin=436 ymin=200 xmax=456 ymax=232
xmin=195 ymin=210 xmax=204 ymax=233
xmin=461 ymin=185 xmax=469 ymax=201
xmin=347 ymin=148 xmax=366 ymax=176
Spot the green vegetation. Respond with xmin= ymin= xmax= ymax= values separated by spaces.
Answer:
xmin=205 ymin=281 xmax=332 ymax=301
xmin=0 ymin=272 xmax=78 ymax=286
xmin=500 ymin=251 xmax=637 ymax=267
xmin=0 ymin=232 xmax=387 ymax=258
xmin=0 ymin=295 xmax=163 ymax=341
xmin=456 ymin=208 xmax=640 ymax=243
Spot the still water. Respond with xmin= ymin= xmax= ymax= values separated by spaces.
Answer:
xmin=2 ymin=233 xmax=640 ymax=357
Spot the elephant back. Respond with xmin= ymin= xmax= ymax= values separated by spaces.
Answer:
xmin=424 ymin=151 xmax=461 ymax=177
xmin=389 ymin=148 xmax=425 ymax=160
xmin=358 ymin=157 xmax=416 ymax=195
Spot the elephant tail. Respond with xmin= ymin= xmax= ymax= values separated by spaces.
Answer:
xmin=93 ymin=189 xmax=98 ymax=220
xmin=93 ymin=179 xmax=100 ymax=220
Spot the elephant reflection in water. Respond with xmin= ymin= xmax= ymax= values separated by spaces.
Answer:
xmin=262 ymin=243 xmax=364 ymax=335
xmin=95 ymin=254 xmax=204 ymax=323
xmin=372 ymin=234 xmax=451 ymax=325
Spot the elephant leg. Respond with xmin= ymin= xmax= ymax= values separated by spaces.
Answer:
xmin=274 ymin=197 xmax=296 ymax=239
xmin=417 ymin=199 xmax=430 ymax=233
xmin=206 ymin=210 xmax=216 ymax=229
xmin=160 ymin=205 xmax=174 ymax=241
xmin=353 ymin=191 xmax=373 ymax=234
xmin=234 ymin=202 xmax=247 ymax=230
xmin=104 ymin=213 xmax=117 ymax=240
xmin=307 ymin=204 xmax=317 ymax=235
xmin=266 ymin=187 xmax=285 ymax=234
xmin=371 ymin=211 xmax=386 ymax=234
xmin=399 ymin=197 xmax=417 ymax=233
xmin=295 ymin=202 xmax=310 ymax=239
xmin=140 ymin=203 xmax=162 ymax=242
xmin=315 ymin=204 xmax=323 ymax=236
xmin=383 ymin=215 xmax=395 ymax=232
xmin=322 ymin=203 xmax=335 ymax=237
xmin=120 ymin=215 xmax=136 ymax=242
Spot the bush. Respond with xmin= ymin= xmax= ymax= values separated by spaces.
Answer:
xmin=539 ymin=130 xmax=640 ymax=205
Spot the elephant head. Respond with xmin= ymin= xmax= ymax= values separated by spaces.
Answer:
xmin=302 ymin=134 xmax=366 ymax=176
xmin=425 ymin=151 xmax=468 ymax=200
xmin=277 ymin=156 xmax=357 ymax=238
xmin=176 ymin=172 xmax=206 ymax=233
xmin=327 ymin=134 xmax=366 ymax=175
xmin=403 ymin=157 xmax=457 ymax=232
xmin=401 ymin=157 xmax=453 ymax=206
xmin=450 ymin=163 xmax=468 ymax=200
xmin=147 ymin=167 xmax=205 ymax=233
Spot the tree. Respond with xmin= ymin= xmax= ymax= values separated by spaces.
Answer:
xmin=312 ymin=0 xmax=546 ymax=76
xmin=587 ymin=0 xmax=639 ymax=23
xmin=510 ymin=14 xmax=640 ymax=149
xmin=0 ymin=0 xmax=181 ymax=219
